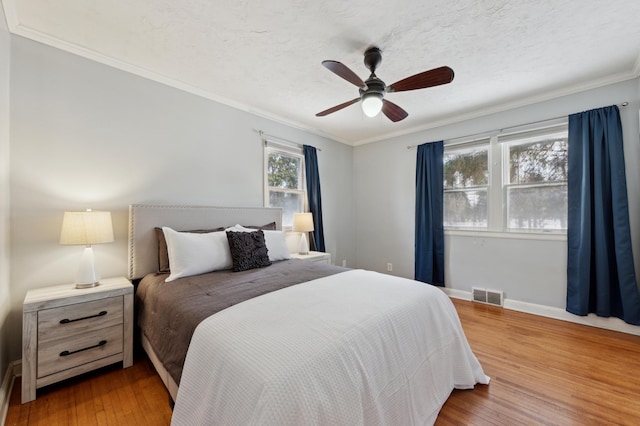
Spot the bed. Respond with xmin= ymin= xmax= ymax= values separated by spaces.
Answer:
xmin=129 ymin=204 xmax=489 ymax=425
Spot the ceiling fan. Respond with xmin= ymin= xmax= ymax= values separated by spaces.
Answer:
xmin=316 ymin=47 xmax=454 ymax=122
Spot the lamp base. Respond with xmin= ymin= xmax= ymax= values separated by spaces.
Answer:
xmin=298 ymin=232 xmax=309 ymax=255
xmin=75 ymin=246 xmax=101 ymax=290
xmin=76 ymin=282 xmax=100 ymax=289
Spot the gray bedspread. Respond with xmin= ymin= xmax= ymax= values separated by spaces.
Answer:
xmin=136 ymin=259 xmax=347 ymax=385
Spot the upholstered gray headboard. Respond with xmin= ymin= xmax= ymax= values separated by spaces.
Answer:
xmin=128 ymin=204 xmax=283 ymax=280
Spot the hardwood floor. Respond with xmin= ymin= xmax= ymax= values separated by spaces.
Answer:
xmin=440 ymin=300 xmax=640 ymax=425
xmin=6 ymin=299 xmax=640 ymax=425
xmin=5 ymin=356 xmax=172 ymax=425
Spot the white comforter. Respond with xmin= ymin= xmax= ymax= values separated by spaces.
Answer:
xmin=171 ymin=270 xmax=489 ymax=425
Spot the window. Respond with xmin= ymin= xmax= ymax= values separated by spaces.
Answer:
xmin=264 ymin=143 xmax=306 ymax=227
xmin=503 ymin=128 xmax=568 ymax=231
xmin=443 ymin=141 xmax=490 ymax=228
xmin=443 ymin=123 xmax=568 ymax=233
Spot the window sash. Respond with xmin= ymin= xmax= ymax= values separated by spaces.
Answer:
xmin=443 ymin=188 xmax=489 ymax=229
xmin=505 ymin=183 xmax=568 ymax=231
xmin=263 ymin=142 xmax=306 ymax=228
xmin=443 ymin=139 xmax=490 ymax=228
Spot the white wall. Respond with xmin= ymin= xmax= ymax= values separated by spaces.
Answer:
xmin=6 ymin=35 xmax=354 ymax=362
xmin=0 ymin=4 xmax=11 ymax=379
xmin=354 ymin=79 xmax=640 ymax=309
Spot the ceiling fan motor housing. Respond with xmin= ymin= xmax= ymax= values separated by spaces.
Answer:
xmin=360 ymin=77 xmax=386 ymax=98
xmin=364 ymin=46 xmax=382 ymax=73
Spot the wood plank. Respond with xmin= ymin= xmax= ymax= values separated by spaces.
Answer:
xmin=122 ymin=292 xmax=134 ymax=368
xmin=7 ymin=299 xmax=640 ymax=425
xmin=21 ymin=311 xmax=37 ymax=403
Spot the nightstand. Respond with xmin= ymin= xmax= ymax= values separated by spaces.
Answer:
xmin=291 ymin=251 xmax=331 ymax=264
xmin=22 ymin=276 xmax=133 ymax=403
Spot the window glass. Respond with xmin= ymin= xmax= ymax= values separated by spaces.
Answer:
xmin=444 ymin=146 xmax=489 ymax=189
xmin=444 ymin=189 xmax=488 ymax=228
xmin=264 ymin=144 xmax=305 ymax=227
xmin=504 ymin=130 xmax=568 ymax=231
xmin=506 ymin=185 xmax=567 ymax=230
xmin=507 ymin=135 xmax=568 ymax=184
xmin=443 ymin=143 xmax=489 ymax=228
xmin=268 ymin=191 xmax=304 ymax=228
xmin=267 ymin=152 xmax=303 ymax=190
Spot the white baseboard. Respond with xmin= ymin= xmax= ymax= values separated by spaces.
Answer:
xmin=0 ymin=360 xmax=20 ymax=426
xmin=441 ymin=288 xmax=640 ymax=336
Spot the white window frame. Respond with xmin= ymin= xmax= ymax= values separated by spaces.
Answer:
xmin=263 ymin=141 xmax=306 ymax=229
xmin=444 ymin=121 xmax=568 ymax=238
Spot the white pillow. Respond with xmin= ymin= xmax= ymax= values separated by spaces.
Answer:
xmin=225 ymin=224 xmax=251 ymax=232
xmin=263 ymin=230 xmax=291 ymax=261
xmin=224 ymin=225 xmax=291 ymax=261
xmin=162 ymin=227 xmax=232 ymax=282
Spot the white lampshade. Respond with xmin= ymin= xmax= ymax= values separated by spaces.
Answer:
xmin=60 ymin=210 xmax=114 ymax=245
xmin=60 ymin=210 xmax=114 ymax=288
xmin=293 ymin=213 xmax=314 ymax=233
xmin=361 ymin=93 xmax=383 ymax=117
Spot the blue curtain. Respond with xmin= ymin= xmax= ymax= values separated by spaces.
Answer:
xmin=303 ymin=145 xmax=325 ymax=252
xmin=415 ymin=141 xmax=445 ymax=286
xmin=567 ymin=105 xmax=640 ymax=325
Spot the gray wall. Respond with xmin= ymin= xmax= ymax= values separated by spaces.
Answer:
xmin=0 ymin=4 xmax=11 ymax=379
xmin=354 ymin=79 xmax=640 ymax=309
xmin=7 ymin=35 xmax=354 ymax=362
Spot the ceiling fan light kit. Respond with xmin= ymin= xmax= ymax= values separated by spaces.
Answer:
xmin=317 ymin=46 xmax=454 ymax=122
xmin=362 ymin=92 xmax=383 ymax=117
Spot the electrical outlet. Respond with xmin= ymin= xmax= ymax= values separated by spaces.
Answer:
xmin=342 ymin=259 xmax=347 ymax=267
xmin=387 ymin=263 xmax=393 ymax=272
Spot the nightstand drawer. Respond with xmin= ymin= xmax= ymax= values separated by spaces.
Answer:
xmin=38 ymin=296 xmax=123 ymax=343
xmin=37 ymin=324 xmax=123 ymax=378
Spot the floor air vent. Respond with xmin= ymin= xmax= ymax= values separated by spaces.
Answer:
xmin=472 ymin=287 xmax=504 ymax=307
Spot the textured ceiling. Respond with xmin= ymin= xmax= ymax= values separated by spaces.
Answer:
xmin=3 ymin=0 xmax=640 ymax=145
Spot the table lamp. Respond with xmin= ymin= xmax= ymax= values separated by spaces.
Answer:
xmin=293 ymin=212 xmax=314 ymax=255
xmin=60 ymin=209 xmax=114 ymax=288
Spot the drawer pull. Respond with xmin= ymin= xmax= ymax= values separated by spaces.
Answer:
xmin=60 ymin=340 xmax=107 ymax=357
xmin=59 ymin=310 xmax=107 ymax=324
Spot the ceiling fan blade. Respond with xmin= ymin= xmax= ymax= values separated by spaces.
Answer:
xmin=388 ymin=66 xmax=454 ymax=93
xmin=316 ymin=98 xmax=361 ymax=117
xmin=322 ymin=60 xmax=367 ymax=88
xmin=381 ymin=99 xmax=408 ymax=122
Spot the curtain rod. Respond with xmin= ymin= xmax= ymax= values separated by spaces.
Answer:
xmin=254 ymin=129 xmax=322 ymax=151
xmin=406 ymin=101 xmax=629 ymax=150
